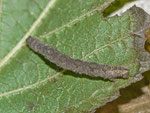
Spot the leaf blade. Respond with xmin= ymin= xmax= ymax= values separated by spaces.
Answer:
xmin=0 ymin=1 xmax=144 ymax=113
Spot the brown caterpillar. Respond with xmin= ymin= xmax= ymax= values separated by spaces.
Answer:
xmin=26 ymin=36 xmax=129 ymax=81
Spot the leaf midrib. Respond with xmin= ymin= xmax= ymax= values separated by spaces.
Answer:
xmin=0 ymin=0 xmax=57 ymax=69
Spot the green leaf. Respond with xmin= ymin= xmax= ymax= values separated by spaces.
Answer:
xmin=0 ymin=0 xmax=145 ymax=112
xmin=103 ymin=0 xmax=135 ymax=16
xmin=0 ymin=0 xmax=50 ymax=60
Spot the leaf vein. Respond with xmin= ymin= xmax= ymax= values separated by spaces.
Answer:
xmin=39 ymin=0 xmax=114 ymax=39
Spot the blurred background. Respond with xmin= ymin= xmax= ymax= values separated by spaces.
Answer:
xmin=111 ymin=0 xmax=150 ymax=16
xmin=96 ymin=0 xmax=150 ymax=113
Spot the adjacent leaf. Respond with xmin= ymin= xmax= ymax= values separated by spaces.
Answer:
xmin=131 ymin=7 xmax=150 ymax=74
xmin=0 ymin=0 xmax=148 ymax=112
xmin=103 ymin=0 xmax=135 ymax=16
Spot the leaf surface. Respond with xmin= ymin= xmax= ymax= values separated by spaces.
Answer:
xmin=0 ymin=0 xmax=147 ymax=112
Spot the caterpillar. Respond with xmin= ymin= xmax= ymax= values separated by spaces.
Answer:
xmin=26 ymin=36 xmax=129 ymax=81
